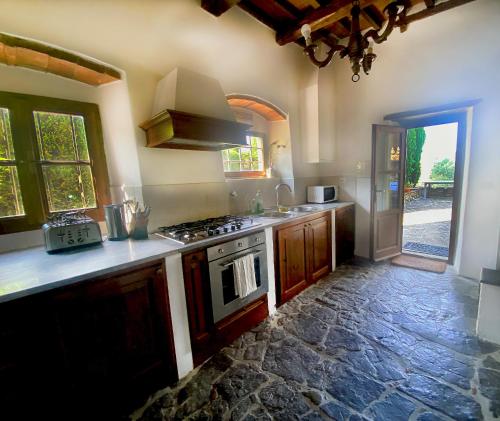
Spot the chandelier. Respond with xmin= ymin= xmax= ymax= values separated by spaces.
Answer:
xmin=300 ymin=0 xmax=409 ymax=82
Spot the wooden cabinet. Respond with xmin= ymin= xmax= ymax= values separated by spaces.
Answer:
xmin=52 ymin=260 xmax=177 ymax=414
xmin=0 ymin=260 xmax=177 ymax=420
xmin=182 ymin=250 xmax=214 ymax=366
xmin=335 ymin=204 xmax=355 ymax=266
xmin=277 ymin=221 xmax=308 ymax=304
xmin=182 ymin=249 xmax=268 ymax=367
xmin=275 ymin=212 xmax=332 ymax=305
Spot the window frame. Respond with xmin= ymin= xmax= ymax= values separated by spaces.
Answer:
xmin=223 ymin=131 xmax=267 ymax=179
xmin=0 ymin=91 xmax=110 ymax=234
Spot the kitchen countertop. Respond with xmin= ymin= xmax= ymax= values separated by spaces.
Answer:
xmin=0 ymin=202 xmax=353 ymax=303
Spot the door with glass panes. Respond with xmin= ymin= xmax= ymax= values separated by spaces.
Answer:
xmin=370 ymin=125 xmax=407 ymax=261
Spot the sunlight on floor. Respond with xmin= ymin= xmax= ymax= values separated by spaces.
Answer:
xmin=403 ymin=208 xmax=452 ymax=226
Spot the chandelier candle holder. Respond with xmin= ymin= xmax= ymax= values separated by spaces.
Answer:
xmin=301 ymin=0 xmax=408 ymax=82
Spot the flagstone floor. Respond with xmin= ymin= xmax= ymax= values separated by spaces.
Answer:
xmin=133 ymin=259 xmax=500 ymax=421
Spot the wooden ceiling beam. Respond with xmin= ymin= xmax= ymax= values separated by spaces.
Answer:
xmin=201 ymin=0 xmax=241 ymax=17
xmin=271 ymin=0 xmax=304 ymax=18
xmin=275 ymin=0 xmax=376 ymax=46
xmin=403 ymin=0 xmax=476 ymax=25
xmin=361 ymin=7 xmax=382 ymax=30
xmin=238 ymin=0 xmax=282 ymax=31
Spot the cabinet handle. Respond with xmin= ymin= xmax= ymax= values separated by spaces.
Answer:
xmin=283 ymin=239 xmax=287 ymax=263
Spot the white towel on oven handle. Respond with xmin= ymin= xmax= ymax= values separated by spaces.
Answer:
xmin=233 ymin=253 xmax=257 ymax=298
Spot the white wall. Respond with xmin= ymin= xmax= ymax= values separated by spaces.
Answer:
xmin=0 ymin=63 xmax=143 ymax=250
xmin=0 ymin=0 xmax=323 ymax=231
xmin=320 ymin=0 xmax=500 ymax=279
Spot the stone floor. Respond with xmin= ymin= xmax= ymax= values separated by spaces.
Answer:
xmin=403 ymin=198 xmax=452 ymax=256
xmin=133 ymin=259 xmax=500 ymax=421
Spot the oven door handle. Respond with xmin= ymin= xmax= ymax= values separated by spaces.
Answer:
xmin=220 ymin=249 xmax=263 ymax=267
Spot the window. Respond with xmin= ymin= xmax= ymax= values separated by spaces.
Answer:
xmin=222 ymin=134 xmax=266 ymax=178
xmin=0 ymin=92 xmax=110 ymax=234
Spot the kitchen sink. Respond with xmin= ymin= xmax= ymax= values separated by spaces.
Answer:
xmin=289 ymin=205 xmax=319 ymax=212
xmin=257 ymin=211 xmax=296 ymax=218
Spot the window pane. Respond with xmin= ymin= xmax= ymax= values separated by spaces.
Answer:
xmin=42 ymin=164 xmax=96 ymax=212
xmin=251 ymin=161 xmax=261 ymax=171
xmin=251 ymin=147 xmax=259 ymax=161
xmin=0 ymin=165 xmax=25 ymax=217
xmin=228 ymin=148 xmax=240 ymax=161
xmin=221 ymin=149 xmax=229 ymax=161
xmin=72 ymin=115 xmax=90 ymax=161
xmin=229 ymin=162 xmax=240 ymax=172
xmin=0 ymin=108 xmax=16 ymax=161
xmin=34 ymin=111 xmax=90 ymax=162
xmin=240 ymin=147 xmax=251 ymax=162
xmin=241 ymin=161 xmax=251 ymax=170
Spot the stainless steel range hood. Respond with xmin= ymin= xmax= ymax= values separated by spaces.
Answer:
xmin=139 ymin=68 xmax=250 ymax=151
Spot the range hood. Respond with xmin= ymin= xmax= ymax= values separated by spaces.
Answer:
xmin=139 ymin=68 xmax=250 ymax=151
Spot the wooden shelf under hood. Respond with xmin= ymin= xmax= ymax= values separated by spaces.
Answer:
xmin=139 ymin=109 xmax=251 ymax=151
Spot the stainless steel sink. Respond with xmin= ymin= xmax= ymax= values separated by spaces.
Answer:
xmin=289 ymin=205 xmax=319 ymax=212
xmin=257 ymin=211 xmax=296 ymax=218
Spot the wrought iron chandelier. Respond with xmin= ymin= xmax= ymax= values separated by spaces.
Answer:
xmin=301 ymin=0 xmax=409 ymax=82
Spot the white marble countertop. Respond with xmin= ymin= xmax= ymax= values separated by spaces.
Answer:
xmin=0 ymin=202 xmax=353 ymax=303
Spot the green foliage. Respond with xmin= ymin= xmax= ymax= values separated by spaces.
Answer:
xmin=0 ymin=108 xmax=24 ymax=217
xmin=222 ymin=135 xmax=264 ymax=173
xmin=0 ymin=109 xmax=96 ymax=218
xmin=430 ymin=158 xmax=455 ymax=181
xmin=405 ymin=127 xmax=426 ymax=187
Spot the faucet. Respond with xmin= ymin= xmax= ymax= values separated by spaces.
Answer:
xmin=275 ymin=183 xmax=292 ymax=210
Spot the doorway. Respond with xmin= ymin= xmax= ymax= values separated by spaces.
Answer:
xmin=370 ymin=101 xmax=473 ymax=264
xmin=402 ymin=123 xmax=458 ymax=261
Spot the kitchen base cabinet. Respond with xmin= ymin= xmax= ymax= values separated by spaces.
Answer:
xmin=182 ymin=250 xmax=269 ymax=367
xmin=335 ymin=204 xmax=355 ymax=266
xmin=182 ymin=250 xmax=215 ymax=366
xmin=0 ymin=259 xmax=177 ymax=420
xmin=277 ymin=221 xmax=308 ymax=304
xmin=275 ymin=212 xmax=332 ymax=306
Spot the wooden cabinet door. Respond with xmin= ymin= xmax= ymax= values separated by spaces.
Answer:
xmin=277 ymin=222 xmax=308 ymax=304
xmin=336 ymin=205 xmax=355 ymax=266
xmin=52 ymin=260 xmax=177 ymax=414
xmin=307 ymin=215 xmax=332 ymax=283
xmin=182 ymin=250 xmax=213 ymax=366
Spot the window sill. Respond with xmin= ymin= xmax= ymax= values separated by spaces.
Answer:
xmin=224 ymin=171 xmax=267 ymax=180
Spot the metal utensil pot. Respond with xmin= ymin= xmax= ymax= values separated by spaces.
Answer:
xmin=104 ymin=204 xmax=129 ymax=240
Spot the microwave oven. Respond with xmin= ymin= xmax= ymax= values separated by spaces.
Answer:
xmin=307 ymin=185 xmax=338 ymax=203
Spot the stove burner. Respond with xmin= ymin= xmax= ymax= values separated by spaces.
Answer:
xmin=157 ymin=215 xmax=259 ymax=244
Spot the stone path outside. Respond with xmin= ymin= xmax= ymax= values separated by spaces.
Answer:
xmin=403 ymin=198 xmax=452 ymax=255
xmin=133 ymin=259 xmax=500 ymax=421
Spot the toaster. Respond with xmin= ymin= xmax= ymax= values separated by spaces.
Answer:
xmin=42 ymin=211 xmax=102 ymax=253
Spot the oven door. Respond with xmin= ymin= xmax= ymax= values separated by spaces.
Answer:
xmin=209 ymin=247 xmax=268 ymax=323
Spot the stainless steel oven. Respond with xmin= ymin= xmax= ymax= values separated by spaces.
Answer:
xmin=207 ymin=231 xmax=268 ymax=323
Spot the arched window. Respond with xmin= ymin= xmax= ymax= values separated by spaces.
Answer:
xmin=224 ymin=95 xmax=287 ymax=178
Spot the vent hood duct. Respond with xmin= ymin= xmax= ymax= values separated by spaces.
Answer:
xmin=139 ymin=67 xmax=250 ymax=151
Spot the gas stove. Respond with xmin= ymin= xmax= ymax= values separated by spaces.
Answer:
xmin=156 ymin=215 xmax=260 ymax=244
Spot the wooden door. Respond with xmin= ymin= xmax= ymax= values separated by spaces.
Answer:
xmin=370 ymin=125 xmax=407 ymax=261
xmin=277 ymin=222 xmax=308 ymax=304
xmin=182 ymin=250 xmax=214 ymax=366
xmin=336 ymin=204 xmax=355 ymax=266
xmin=307 ymin=215 xmax=332 ymax=283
